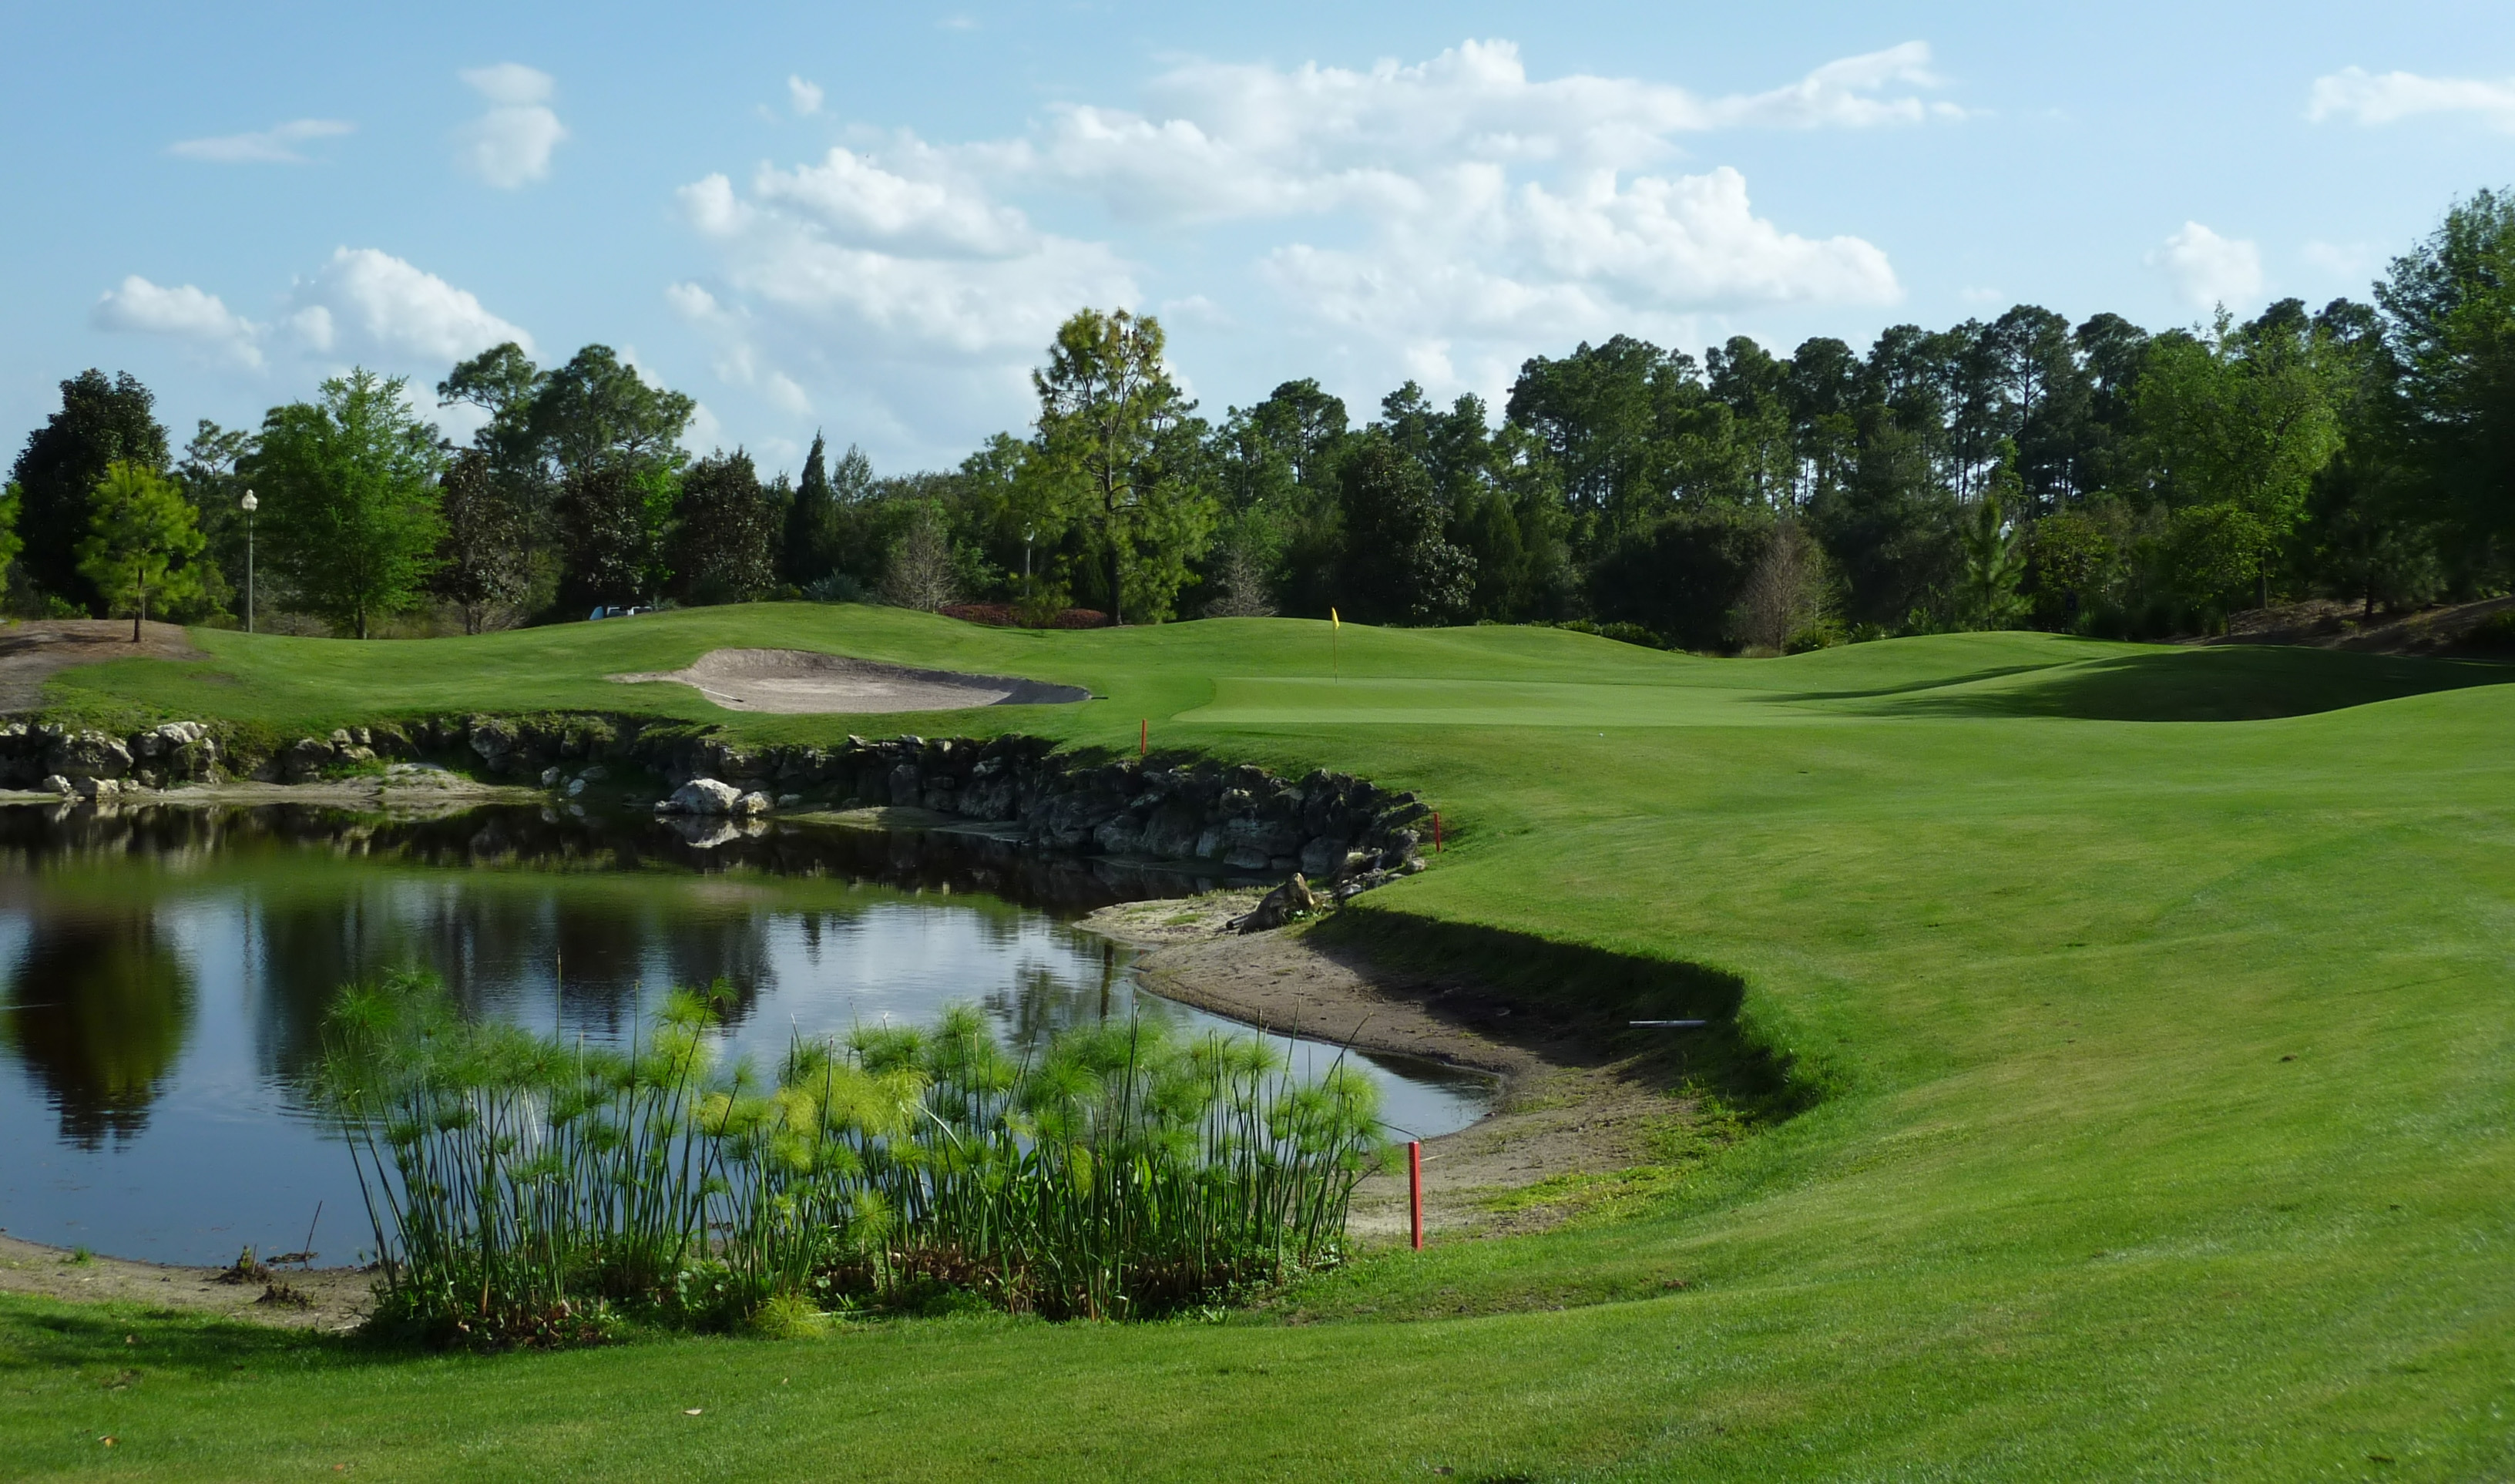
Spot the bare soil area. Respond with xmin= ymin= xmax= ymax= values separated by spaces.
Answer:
xmin=2208 ymin=594 xmax=2515 ymax=654
xmin=1083 ymin=896 xmax=1701 ymax=1240
xmin=610 ymin=648 xmax=1090 ymax=713
xmin=0 ymin=619 xmax=202 ymax=712
xmin=0 ymin=1234 xmax=371 ymax=1331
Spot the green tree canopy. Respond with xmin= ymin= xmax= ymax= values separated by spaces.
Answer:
xmin=8 ymin=370 xmax=168 ymax=613
xmin=76 ymin=461 xmax=205 ymax=640
xmin=1030 ymin=308 xmax=1214 ymax=623
xmin=248 ymin=369 xmax=445 ymax=639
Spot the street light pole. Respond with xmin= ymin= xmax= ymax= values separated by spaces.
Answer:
xmin=240 ymin=490 xmax=257 ymax=634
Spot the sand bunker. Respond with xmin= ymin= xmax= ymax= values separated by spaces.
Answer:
xmin=608 ymin=649 xmax=1090 ymax=714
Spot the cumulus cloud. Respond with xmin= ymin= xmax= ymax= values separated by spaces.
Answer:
xmin=788 ymin=76 xmax=824 ymax=116
xmin=457 ymin=63 xmax=566 ymax=188
xmin=2149 ymin=222 xmax=2263 ymax=310
xmin=89 ymin=250 xmax=528 ymax=376
xmin=169 ymin=118 xmax=354 ymax=165
xmin=287 ymin=247 xmax=533 ymax=361
xmin=1003 ymin=39 xmax=1957 ymax=225
xmin=674 ymin=39 xmax=1935 ymax=451
xmin=92 ymin=277 xmax=265 ymax=366
xmin=2308 ymin=66 xmax=2515 ymax=130
xmin=675 ymin=159 xmax=1136 ymax=360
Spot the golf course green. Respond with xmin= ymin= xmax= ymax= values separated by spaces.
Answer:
xmin=6 ymin=605 xmax=2513 ymax=1481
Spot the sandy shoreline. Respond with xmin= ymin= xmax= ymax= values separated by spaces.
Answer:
xmin=1081 ymin=897 xmax=1697 ymax=1241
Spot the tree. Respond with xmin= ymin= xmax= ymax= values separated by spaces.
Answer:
xmin=9 ymin=371 xmax=169 ymax=613
xmin=76 ymin=462 xmax=204 ymax=640
xmin=1031 ymin=308 xmax=1216 ymax=624
xmin=2131 ymin=308 xmax=2344 ymax=609
xmin=559 ymin=464 xmax=677 ymax=610
xmin=0 ymin=483 xmax=26 ymax=602
xmin=674 ymin=450 xmax=777 ymax=604
xmin=431 ymin=449 xmax=529 ymax=633
xmin=530 ymin=345 xmax=693 ymax=484
xmin=782 ymin=433 xmax=836 ymax=588
xmin=2379 ymin=190 xmax=2515 ymax=559
xmin=1735 ymin=520 xmax=1832 ymax=651
xmin=248 ymin=370 xmax=445 ymax=639
xmin=1953 ymin=448 xmax=2030 ymax=629
xmin=437 ymin=342 xmax=552 ymax=600
xmin=1336 ymin=433 xmax=1473 ymax=626
xmin=879 ymin=502 xmax=958 ymax=612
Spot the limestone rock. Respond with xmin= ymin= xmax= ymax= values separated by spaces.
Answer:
xmin=661 ymin=778 xmax=743 ymax=814
xmin=1229 ymin=873 xmax=1321 ymax=933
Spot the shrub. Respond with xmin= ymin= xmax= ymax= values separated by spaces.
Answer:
xmin=316 ymin=972 xmax=1385 ymax=1347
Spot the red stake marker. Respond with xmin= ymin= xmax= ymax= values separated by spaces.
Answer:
xmin=1139 ymin=718 xmax=1147 ymax=757
xmin=1432 ymin=811 xmax=1442 ymax=853
xmin=1409 ymin=1140 xmax=1424 ymax=1251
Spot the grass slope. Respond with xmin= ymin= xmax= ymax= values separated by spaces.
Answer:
xmin=9 ymin=606 xmax=2514 ymax=1481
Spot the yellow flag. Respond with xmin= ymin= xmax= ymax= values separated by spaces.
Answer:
xmin=1331 ymin=607 xmax=1340 ymax=629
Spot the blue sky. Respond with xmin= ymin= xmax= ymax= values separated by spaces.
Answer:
xmin=5 ymin=2 xmax=2511 ymax=478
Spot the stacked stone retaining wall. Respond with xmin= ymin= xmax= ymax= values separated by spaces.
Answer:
xmin=0 ymin=715 xmax=1429 ymax=882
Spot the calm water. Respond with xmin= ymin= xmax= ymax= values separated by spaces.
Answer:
xmin=0 ymin=804 xmax=1490 ymax=1264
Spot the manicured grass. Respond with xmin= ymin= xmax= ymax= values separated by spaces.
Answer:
xmin=11 ymin=606 xmax=2515 ymax=1480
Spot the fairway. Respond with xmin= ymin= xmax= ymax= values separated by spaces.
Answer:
xmin=9 ymin=607 xmax=2515 ymax=1482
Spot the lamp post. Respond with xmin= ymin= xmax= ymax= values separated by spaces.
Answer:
xmin=1022 ymin=524 xmax=1036 ymax=584
xmin=240 ymin=490 xmax=257 ymax=634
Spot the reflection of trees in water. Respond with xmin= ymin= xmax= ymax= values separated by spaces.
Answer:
xmin=0 ymin=801 xmax=1220 ymax=1106
xmin=979 ymin=940 xmax=1190 ymax=1057
xmin=1 ymin=908 xmax=194 ymax=1147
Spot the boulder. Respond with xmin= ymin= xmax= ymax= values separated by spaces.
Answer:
xmin=1228 ymin=873 xmax=1320 ymax=933
xmin=72 ymin=777 xmax=122 ymax=801
xmin=661 ymin=778 xmax=743 ymax=815
xmin=39 ymin=774 xmax=71 ymax=796
xmin=46 ymin=731 xmax=133 ymax=781
xmin=732 ymin=791 xmax=774 ymax=816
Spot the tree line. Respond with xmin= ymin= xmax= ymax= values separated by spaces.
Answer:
xmin=12 ymin=189 xmax=2513 ymax=647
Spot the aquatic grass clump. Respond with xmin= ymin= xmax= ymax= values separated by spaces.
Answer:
xmin=315 ymin=970 xmax=1385 ymax=1346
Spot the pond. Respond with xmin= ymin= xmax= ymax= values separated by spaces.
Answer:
xmin=0 ymin=804 xmax=1492 ymax=1265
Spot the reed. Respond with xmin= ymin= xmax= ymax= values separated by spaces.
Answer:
xmin=314 ymin=970 xmax=1386 ymax=1345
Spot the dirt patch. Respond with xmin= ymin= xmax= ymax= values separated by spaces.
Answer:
xmin=609 ymin=648 xmax=1090 ymax=714
xmin=1082 ymin=897 xmax=1701 ymax=1240
xmin=0 ymin=1233 xmax=373 ymax=1331
xmin=2205 ymin=595 xmax=2515 ymax=655
xmin=0 ymin=619 xmax=203 ymax=712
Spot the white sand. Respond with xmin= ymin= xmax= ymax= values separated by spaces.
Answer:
xmin=608 ymin=649 xmax=1090 ymax=714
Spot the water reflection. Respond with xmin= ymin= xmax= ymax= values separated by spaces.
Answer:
xmin=2 ymin=910 xmax=195 ymax=1147
xmin=0 ymin=803 xmax=1490 ymax=1263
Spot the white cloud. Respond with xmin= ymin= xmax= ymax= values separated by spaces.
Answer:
xmin=92 ymin=277 xmax=265 ymax=366
xmin=89 ymin=249 xmax=526 ymax=376
xmin=2308 ymin=66 xmax=2515 ymax=130
xmin=288 ymin=247 xmax=532 ymax=361
xmin=675 ymin=163 xmax=1135 ymax=360
xmin=1004 ymin=39 xmax=1957 ymax=226
xmin=788 ymin=76 xmax=824 ymax=116
xmin=457 ymin=64 xmax=566 ymax=188
xmin=169 ymin=118 xmax=354 ymax=165
xmin=674 ymin=39 xmax=1932 ymax=453
xmin=2148 ymin=222 xmax=2263 ymax=311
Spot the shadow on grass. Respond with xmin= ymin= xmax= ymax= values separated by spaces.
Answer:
xmin=1862 ymin=646 xmax=2515 ymax=722
xmin=1304 ymin=908 xmax=1815 ymax=1123
xmin=1757 ymin=661 xmax=2065 ymax=703
xmin=0 ymin=1293 xmax=392 ymax=1378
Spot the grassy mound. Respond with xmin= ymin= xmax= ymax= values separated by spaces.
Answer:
xmin=11 ymin=607 xmax=2514 ymax=1480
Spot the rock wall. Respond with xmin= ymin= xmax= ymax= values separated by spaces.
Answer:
xmin=1 ymin=714 xmax=1432 ymax=885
